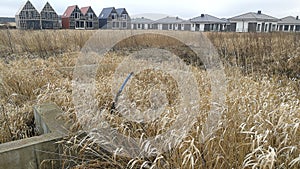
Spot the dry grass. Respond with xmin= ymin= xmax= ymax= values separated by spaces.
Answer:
xmin=0 ymin=30 xmax=299 ymax=168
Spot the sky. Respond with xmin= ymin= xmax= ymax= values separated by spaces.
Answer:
xmin=1 ymin=0 xmax=300 ymax=20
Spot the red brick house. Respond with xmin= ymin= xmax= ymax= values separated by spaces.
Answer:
xmin=62 ymin=5 xmax=85 ymax=29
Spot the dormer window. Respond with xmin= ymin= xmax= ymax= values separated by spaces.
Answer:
xmin=111 ymin=13 xmax=117 ymax=20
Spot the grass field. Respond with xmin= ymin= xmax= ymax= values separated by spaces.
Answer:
xmin=0 ymin=30 xmax=299 ymax=168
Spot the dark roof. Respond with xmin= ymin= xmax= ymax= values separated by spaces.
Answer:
xmin=230 ymin=11 xmax=278 ymax=22
xmin=99 ymin=7 xmax=115 ymax=19
xmin=41 ymin=2 xmax=56 ymax=13
xmin=153 ymin=16 xmax=184 ymax=24
xmin=191 ymin=14 xmax=227 ymax=23
xmin=80 ymin=6 xmax=90 ymax=15
xmin=116 ymin=8 xmax=126 ymax=15
xmin=16 ymin=1 xmax=37 ymax=16
xmin=131 ymin=17 xmax=153 ymax=24
xmin=278 ymin=16 xmax=300 ymax=24
xmin=180 ymin=20 xmax=192 ymax=24
xmin=62 ymin=5 xmax=77 ymax=18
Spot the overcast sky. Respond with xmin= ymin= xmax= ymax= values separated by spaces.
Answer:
xmin=1 ymin=0 xmax=300 ymax=19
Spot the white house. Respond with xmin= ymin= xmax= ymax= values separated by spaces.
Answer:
xmin=277 ymin=16 xmax=300 ymax=32
xmin=131 ymin=17 xmax=153 ymax=29
xmin=152 ymin=16 xmax=184 ymax=30
xmin=190 ymin=14 xmax=228 ymax=32
xmin=229 ymin=10 xmax=279 ymax=32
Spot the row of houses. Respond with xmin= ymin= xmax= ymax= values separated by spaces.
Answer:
xmin=15 ymin=1 xmax=300 ymax=33
xmin=15 ymin=1 xmax=130 ymax=30
xmin=15 ymin=1 xmax=59 ymax=29
xmin=132 ymin=11 xmax=300 ymax=33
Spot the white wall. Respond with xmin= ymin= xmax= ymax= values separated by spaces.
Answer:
xmin=199 ymin=24 xmax=204 ymax=31
xmin=235 ymin=21 xmax=248 ymax=32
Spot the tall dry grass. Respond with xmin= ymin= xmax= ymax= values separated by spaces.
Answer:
xmin=0 ymin=30 xmax=299 ymax=168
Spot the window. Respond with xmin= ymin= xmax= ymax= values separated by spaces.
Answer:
xmin=284 ymin=25 xmax=289 ymax=31
xmin=169 ymin=24 xmax=172 ymax=29
xmin=112 ymin=13 xmax=117 ymax=20
xmin=279 ymin=25 xmax=283 ymax=31
xmin=123 ymin=22 xmax=127 ymax=28
xmin=296 ymin=25 xmax=300 ymax=32
xmin=122 ymin=14 xmax=127 ymax=20
xmin=257 ymin=24 xmax=261 ymax=31
xmin=74 ymin=12 xmax=80 ymax=19
xmin=137 ymin=24 xmax=141 ymax=29
xmin=88 ymin=13 xmax=93 ymax=20
xmin=290 ymin=25 xmax=294 ymax=31
xmin=87 ymin=22 xmax=93 ymax=28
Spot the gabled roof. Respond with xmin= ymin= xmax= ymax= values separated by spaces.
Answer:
xmin=191 ymin=14 xmax=227 ymax=23
xmin=116 ymin=8 xmax=127 ymax=16
xmin=16 ymin=0 xmax=37 ymax=16
xmin=62 ymin=5 xmax=77 ymax=18
xmin=230 ymin=11 xmax=279 ymax=22
xmin=41 ymin=2 xmax=56 ymax=13
xmin=131 ymin=17 xmax=153 ymax=24
xmin=278 ymin=16 xmax=300 ymax=24
xmin=99 ymin=7 xmax=116 ymax=19
xmin=80 ymin=6 xmax=90 ymax=15
xmin=153 ymin=16 xmax=184 ymax=24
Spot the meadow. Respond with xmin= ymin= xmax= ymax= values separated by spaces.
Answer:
xmin=0 ymin=30 xmax=299 ymax=168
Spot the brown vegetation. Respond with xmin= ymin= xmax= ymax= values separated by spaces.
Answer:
xmin=0 ymin=30 xmax=299 ymax=168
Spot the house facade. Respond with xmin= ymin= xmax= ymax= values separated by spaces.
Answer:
xmin=277 ymin=16 xmax=300 ymax=32
xmin=180 ymin=20 xmax=193 ymax=31
xmin=62 ymin=5 xmax=85 ymax=29
xmin=190 ymin=14 xmax=228 ymax=32
xmin=80 ymin=6 xmax=98 ymax=29
xmin=116 ymin=8 xmax=131 ymax=29
xmin=99 ymin=7 xmax=131 ymax=29
xmin=152 ymin=16 xmax=184 ymax=30
xmin=15 ymin=0 xmax=41 ymax=30
xmin=229 ymin=11 xmax=279 ymax=32
xmin=131 ymin=17 xmax=153 ymax=29
xmin=40 ymin=2 xmax=59 ymax=29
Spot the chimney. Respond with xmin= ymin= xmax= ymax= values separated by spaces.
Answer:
xmin=297 ymin=16 xmax=299 ymax=20
xmin=257 ymin=10 xmax=262 ymax=14
xmin=176 ymin=16 xmax=179 ymax=20
xmin=201 ymin=14 xmax=205 ymax=17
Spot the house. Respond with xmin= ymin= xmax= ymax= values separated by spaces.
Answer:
xmin=180 ymin=20 xmax=192 ymax=31
xmin=15 ymin=0 xmax=41 ymax=30
xmin=62 ymin=5 xmax=85 ymax=29
xmin=131 ymin=17 xmax=153 ymax=29
xmin=40 ymin=2 xmax=59 ymax=29
xmin=99 ymin=7 xmax=118 ymax=29
xmin=277 ymin=16 xmax=300 ymax=32
xmin=80 ymin=6 xmax=98 ymax=30
xmin=116 ymin=8 xmax=131 ymax=29
xmin=99 ymin=7 xmax=131 ymax=29
xmin=229 ymin=10 xmax=279 ymax=32
xmin=190 ymin=14 xmax=228 ymax=32
xmin=152 ymin=16 xmax=184 ymax=30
